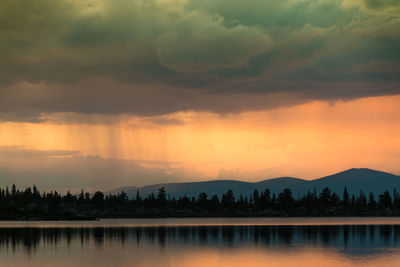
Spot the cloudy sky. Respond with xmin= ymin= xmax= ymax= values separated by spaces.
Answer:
xmin=1 ymin=0 xmax=399 ymax=192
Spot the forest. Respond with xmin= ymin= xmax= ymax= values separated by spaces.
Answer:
xmin=1 ymin=185 xmax=400 ymax=219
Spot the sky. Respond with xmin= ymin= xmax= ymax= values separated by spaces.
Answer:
xmin=0 ymin=0 xmax=399 ymax=192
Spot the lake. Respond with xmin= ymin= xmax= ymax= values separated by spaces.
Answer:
xmin=2 ymin=217 xmax=400 ymax=266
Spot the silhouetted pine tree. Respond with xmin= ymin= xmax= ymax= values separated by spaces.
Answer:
xmin=1 ymin=184 xmax=400 ymax=219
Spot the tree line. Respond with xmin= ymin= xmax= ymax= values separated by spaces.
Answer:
xmin=1 ymin=184 xmax=400 ymax=219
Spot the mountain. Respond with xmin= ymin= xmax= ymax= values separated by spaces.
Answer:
xmin=107 ymin=168 xmax=400 ymax=199
xmin=308 ymin=168 xmax=400 ymax=196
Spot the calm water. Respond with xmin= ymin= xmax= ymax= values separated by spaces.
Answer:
xmin=2 ymin=218 xmax=400 ymax=266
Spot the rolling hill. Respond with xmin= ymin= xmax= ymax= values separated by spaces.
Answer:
xmin=107 ymin=168 xmax=400 ymax=199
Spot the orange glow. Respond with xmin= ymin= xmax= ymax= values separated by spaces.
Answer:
xmin=160 ymin=247 xmax=400 ymax=267
xmin=1 ymin=94 xmax=400 ymax=180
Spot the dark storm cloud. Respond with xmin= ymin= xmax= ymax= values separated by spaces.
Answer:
xmin=0 ymin=0 xmax=399 ymax=122
xmin=363 ymin=0 xmax=400 ymax=9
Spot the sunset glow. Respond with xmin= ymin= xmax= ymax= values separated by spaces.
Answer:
xmin=1 ymin=0 xmax=399 ymax=191
xmin=1 ymin=95 xmax=399 ymax=190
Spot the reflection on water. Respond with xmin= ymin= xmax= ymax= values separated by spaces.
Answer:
xmin=2 ymin=222 xmax=400 ymax=266
xmin=2 ymin=225 xmax=400 ymax=252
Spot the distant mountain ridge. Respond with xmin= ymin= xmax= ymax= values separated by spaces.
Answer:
xmin=107 ymin=168 xmax=400 ymax=199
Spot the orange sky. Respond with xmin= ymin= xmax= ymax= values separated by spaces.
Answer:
xmin=1 ymin=0 xmax=400 ymax=192
xmin=1 ymin=94 xmax=399 ymax=182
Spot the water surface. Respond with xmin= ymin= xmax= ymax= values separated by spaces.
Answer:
xmin=1 ymin=218 xmax=400 ymax=266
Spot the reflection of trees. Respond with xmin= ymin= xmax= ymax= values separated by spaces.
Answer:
xmin=2 ymin=225 xmax=400 ymax=255
xmin=379 ymin=225 xmax=392 ymax=244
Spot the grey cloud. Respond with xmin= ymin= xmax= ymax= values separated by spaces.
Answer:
xmin=1 ymin=78 xmax=399 ymax=123
xmin=0 ymin=146 xmax=81 ymax=158
xmin=140 ymin=117 xmax=186 ymax=126
xmin=364 ymin=0 xmax=400 ymax=9
xmin=0 ymin=146 xmax=206 ymax=192
xmin=155 ymin=11 xmax=273 ymax=72
xmin=0 ymin=0 xmax=399 ymax=122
